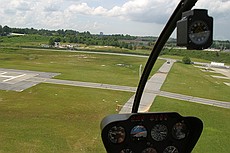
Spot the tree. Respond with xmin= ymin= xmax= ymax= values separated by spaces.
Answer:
xmin=3 ymin=25 xmax=11 ymax=34
xmin=48 ymin=38 xmax=55 ymax=46
xmin=0 ymin=25 xmax=3 ymax=34
xmin=128 ymin=44 xmax=133 ymax=50
xmin=54 ymin=37 xmax=61 ymax=42
xmin=182 ymin=56 xmax=191 ymax=64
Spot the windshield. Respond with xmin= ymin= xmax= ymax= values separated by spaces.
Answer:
xmin=0 ymin=0 xmax=229 ymax=153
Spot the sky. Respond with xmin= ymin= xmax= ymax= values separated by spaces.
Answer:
xmin=0 ymin=0 xmax=230 ymax=40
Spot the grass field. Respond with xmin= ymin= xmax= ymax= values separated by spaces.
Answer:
xmin=80 ymin=45 xmax=151 ymax=55
xmin=161 ymin=62 xmax=230 ymax=102
xmin=160 ymin=48 xmax=230 ymax=64
xmin=0 ymin=48 xmax=164 ymax=87
xmin=0 ymin=47 xmax=164 ymax=152
xmin=0 ymin=84 xmax=133 ymax=153
xmin=0 ymin=35 xmax=49 ymax=47
xmin=150 ymin=96 xmax=230 ymax=153
xmin=160 ymin=55 xmax=211 ymax=63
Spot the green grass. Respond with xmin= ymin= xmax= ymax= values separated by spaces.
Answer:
xmin=0 ymin=84 xmax=133 ymax=153
xmin=0 ymin=48 xmax=164 ymax=87
xmin=84 ymin=45 xmax=152 ymax=55
xmin=150 ymin=96 xmax=230 ymax=153
xmin=160 ymin=48 xmax=230 ymax=64
xmin=0 ymin=35 xmax=49 ymax=47
xmin=161 ymin=62 xmax=230 ymax=102
xmin=160 ymin=55 xmax=211 ymax=63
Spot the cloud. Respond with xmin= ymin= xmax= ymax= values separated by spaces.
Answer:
xmin=3 ymin=9 xmax=17 ymax=15
xmin=2 ymin=0 xmax=229 ymax=27
xmin=196 ymin=0 xmax=230 ymax=18
xmin=44 ymin=4 xmax=61 ymax=12
xmin=106 ymin=0 xmax=230 ymax=24
xmin=68 ymin=3 xmax=91 ymax=14
xmin=107 ymin=0 xmax=178 ymax=23
xmin=65 ymin=0 xmax=178 ymax=24
xmin=0 ymin=0 xmax=229 ymax=39
xmin=67 ymin=3 xmax=108 ymax=16
xmin=10 ymin=0 xmax=32 ymax=11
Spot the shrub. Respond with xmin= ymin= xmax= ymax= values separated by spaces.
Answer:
xmin=182 ymin=56 xmax=191 ymax=64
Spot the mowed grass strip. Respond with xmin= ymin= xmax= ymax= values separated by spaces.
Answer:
xmin=161 ymin=62 xmax=230 ymax=102
xmin=160 ymin=55 xmax=211 ymax=63
xmin=0 ymin=48 xmax=165 ymax=87
xmin=0 ymin=35 xmax=49 ymax=47
xmin=150 ymin=96 xmax=230 ymax=153
xmin=0 ymin=84 xmax=133 ymax=153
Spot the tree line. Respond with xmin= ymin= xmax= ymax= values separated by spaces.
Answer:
xmin=1 ymin=25 xmax=230 ymax=50
xmin=0 ymin=25 xmax=139 ymax=50
xmin=48 ymin=32 xmax=137 ymax=50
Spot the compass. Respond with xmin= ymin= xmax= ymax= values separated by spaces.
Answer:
xmin=177 ymin=9 xmax=213 ymax=50
xmin=188 ymin=20 xmax=211 ymax=45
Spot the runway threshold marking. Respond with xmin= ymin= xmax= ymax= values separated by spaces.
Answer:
xmin=2 ymin=74 xmax=26 ymax=83
xmin=0 ymin=72 xmax=7 ymax=75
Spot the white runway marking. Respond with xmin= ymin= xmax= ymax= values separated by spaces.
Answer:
xmin=0 ymin=68 xmax=59 ymax=92
xmin=0 ymin=72 xmax=7 ymax=75
xmin=2 ymin=74 xmax=26 ymax=83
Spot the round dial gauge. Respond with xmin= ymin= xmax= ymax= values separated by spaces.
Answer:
xmin=108 ymin=126 xmax=125 ymax=144
xmin=142 ymin=148 xmax=158 ymax=153
xmin=151 ymin=124 xmax=168 ymax=141
xmin=189 ymin=20 xmax=211 ymax=45
xmin=130 ymin=125 xmax=147 ymax=140
xmin=163 ymin=146 xmax=179 ymax=153
xmin=172 ymin=122 xmax=188 ymax=140
xmin=120 ymin=149 xmax=133 ymax=153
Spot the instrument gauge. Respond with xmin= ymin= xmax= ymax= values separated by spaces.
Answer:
xmin=130 ymin=125 xmax=147 ymax=140
xmin=151 ymin=124 xmax=168 ymax=141
xmin=108 ymin=126 xmax=125 ymax=144
xmin=172 ymin=122 xmax=188 ymax=140
xmin=142 ymin=147 xmax=158 ymax=153
xmin=188 ymin=20 xmax=211 ymax=45
xmin=120 ymin=149 xmax=133 ymax=153
xmin=163 ymin=146 xmax=179 ymax=153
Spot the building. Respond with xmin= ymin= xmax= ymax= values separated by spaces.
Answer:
xmin=210 ymin=62 xmax=225 ymax=68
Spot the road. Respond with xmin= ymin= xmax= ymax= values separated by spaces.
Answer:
xmin=29 ymin=77 xmax=137 ymax=92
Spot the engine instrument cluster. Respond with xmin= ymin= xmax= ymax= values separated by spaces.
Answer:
xmin=101 ymin=112 xmax=203 ymax=153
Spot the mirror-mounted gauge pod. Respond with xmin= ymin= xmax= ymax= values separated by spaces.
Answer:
xmin=177 ymin=9 xmax=213 ymax=50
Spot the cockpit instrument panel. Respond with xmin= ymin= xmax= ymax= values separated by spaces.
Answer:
xmin=101 ymin=112 xmax=202 ymax=153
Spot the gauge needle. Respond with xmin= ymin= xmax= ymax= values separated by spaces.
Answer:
xmin=160 ymin=132 xmax=167 ymax=134
xmin=172 ymin=148 xmax=176 ymax=153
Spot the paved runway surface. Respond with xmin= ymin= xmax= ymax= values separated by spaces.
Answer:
xmin=0 ymin=68 xmax=60 ymax=92
xmin=119 ymin=60 xmax=176 ymax=113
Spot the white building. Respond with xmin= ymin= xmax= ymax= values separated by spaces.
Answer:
xmin=210 ymin=62 xmax=225 ymax=68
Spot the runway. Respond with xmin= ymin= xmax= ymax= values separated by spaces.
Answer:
xmin=0 ymin=68 xmax=60 ymax=92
